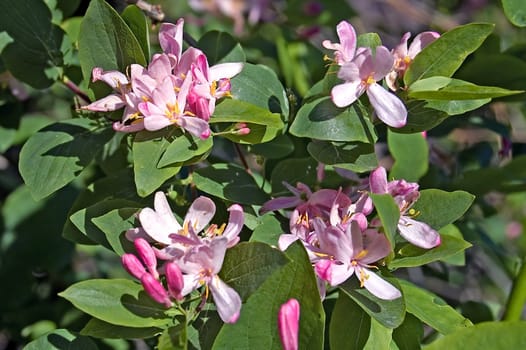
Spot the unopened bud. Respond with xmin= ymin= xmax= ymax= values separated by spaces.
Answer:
xmin=122 ymin=254 xmax=146 ymax=280
xmin=134 ymin=238 xmax=158 ymax=279
xmin=278 ymin=298 xmax=300 ymax=350
xmin=165 ymin=262 xmax=184 ymax=301
xmin=141 ymin=273 xmax=172 ymax=308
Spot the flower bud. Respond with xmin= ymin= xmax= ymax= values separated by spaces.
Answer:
xmin=134 ymin=238 xmax=158 ymax=279
xmin=121 ymin=254 xmax=146 ymax=280
xmin=278 ymin=298 xmax=300 ymax=350
xmin=165 ymin=262 xmax=184 ymax=301
xmin=141 ymin=273 xmax=171 ymax=308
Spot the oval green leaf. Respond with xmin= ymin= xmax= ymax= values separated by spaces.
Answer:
xmin=19 ymin=119 xmax=114 ymax=200
xmin=59 ymin=279 xmax=172 ymax=328
xmin=388 ymin=130 xmax=428 ymax=182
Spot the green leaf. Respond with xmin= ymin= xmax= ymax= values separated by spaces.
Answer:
xmin=92 ymin=207 xmax=139 ymax=255
xmin=212 ymin=242 xmax=325 ymax=350
xmin=197 ymin=30 xmax=245 ymax=65
xmin=79 ymin=0 xmax=146 ymax=89
xmin=399 ymin=280 xmax=472 ymax=335
xmin=158 ymin=324 xmax=188 ymax=350
xmin=211 ymin=99 xmax=284 ymax=144
xmin=425 ymin=98 xmax=490 ymax=116
xmin=133 ymin=130 xmax=181 ymax=197
xmin=81 ymin=318 xmax=162 ymax=339
xmin=0 ymin=0 xmax=64 ymax=88
xmin=408 ymin=76 xmax=522 ymax=100
xmin=388 ymin=130 xmax=428 ymax=182
xmin=339 ymin=276 xmax=405 ymax=329
xmin=193 ymin=163 xmax=269 ymax=205
xmin=330 ymin=293 xmax=371 ymax=350
xmin=249 ymin=214 xmax=286 ymax=246
xmin=19 ymin=119 xmax=114 ymax=200
xmin=0 ymin=31 xmax=13 ymax=52
xmin=270 ymin=158 xmax=318 ymax=195
xmin=69 ymin=199 xmax=139 ymax=252
xmin=357 ymin=33 xmax=382 ymax=50
xmin=307 ymin=141 xmax=378 ymax=173
xmin=389 ymin=229 xmax=472 ymax=269
xmin=451 ymin=155 xmax=526 ymax=194
xmin=290 ymin=97 xmax=377 ymax=143
xmin=395 ymin=100 xmax=448 ymax=133
xmin=62 ymin=169 xmax=144 ymax=244
xmin=121 ymin=5 xmax=150 ymax=59
xmin=230 ymin=63 xmax=289 ymax=118
xmin=412 ymin=189 xmax=475 ymax=230
xmin=158 ymin=133 xmax=213 ymax=167
xmin=370 ymin=194 xmax=400 ymax=250
xmin=502 ymin=0 xmax=526 ymax=27
xmin=392 ymin=314 xmax=423 ymax=350
xmin=425 ymin=321 xmax=526 ymax=349
xmin=25 ymin=329 xmax=98 ymax=350
xmin=247 ymin=134 xmax=294 ymax=159
xmin=363 ymin=319 xmax=393 ymax=350
xmin=59 ymin=279 xmax=172 ymax=328
xmin=404 ymin=23 xmax=494 ymax=86
xmin=220 ymin=242 xmax=290 ymax=301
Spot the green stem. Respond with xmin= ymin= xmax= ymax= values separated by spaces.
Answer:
xmin=503 ymin=257 xmax=526 ymax=321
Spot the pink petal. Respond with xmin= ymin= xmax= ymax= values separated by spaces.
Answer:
xmin=140 ymin=273 xmax=172 ymax=307
xmin=209 ymin=276 xmax=242 ymax=323
xmin=209 ymin=62 xmax=244 ymax=81
xmin=331 ymin=81 xmax=364 ymax=108
xmin=336 ymin=61 xmax=360 ymax=82
xmin=371 ymin=46 xmax=395 ymax=80
xmin=223 ymin=204 xmax=244 ymax=247
xmin=121 ymin=254 xmax=146 ymax=280
xmin=154 ymin=191 xmax=182 ymax=232
xmin=91 ymin=67 xmax=128 ymax=90
xmin=278 ymin=299 xmax=300 ymax=350
xmin=366 ymin=83 xmax=407 ymax=128
xmin=360 ymin=229 xmax=391 ymax=264
xmin=398 ymin=216 xmax=441 ymax=249
xmin=369 ymin=166 xmax=388 ymax=194
xmin=185 ymin=196 xmax=216 ymax=234
xmin=159 ymin=19 xmax=184 ymax=59
xmin=392 ymin=32 xmax=411 ymax=60
xmin=408 ymin=31 xmax=440 ymax=58
xmin=278 ymin=234 xmax=299 ymax=251
xmin=143 ymin=115 xmax=172 ymax=131
xmin=82 ymin=94 xmax=125 ymax=112
xmin=336 ymin=21 xmax=357 ymax=62
xmin=360 ymin=267 xmax=401 ymax=300
xmin=260 ymin=196 xmax=303 ymax=214
xmin=179 ymin=116 xmax=211 ymax=139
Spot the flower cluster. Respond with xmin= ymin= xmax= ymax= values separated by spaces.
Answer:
xmin=261 ymin=166 xmax=440 ymax=300
xmin=122 ymin=192 xmax=244 ymax=324
xmin=82 ymin=18 xmax=243 ymax=139
xmin=323 ymin=21 xmax=439 ymax=128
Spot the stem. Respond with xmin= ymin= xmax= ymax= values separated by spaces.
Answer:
xmin=234 ymin=143 xmax=252 ymax=175
xmin=503 ymin=257 xmax=526 ymax=321
xmin=127 ymin=0 xmax=165 ymax=22
xmin=62 ymin=77 xmax=91 ymax=104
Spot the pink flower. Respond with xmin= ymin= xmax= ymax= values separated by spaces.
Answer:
xmin=179 ymin=238 xmax=242 ymax=323
xmin=386 ymin=31 xmax=440 ymax=91
xmin=322 ymin=20 xmax=357 ymax=65
xmin=369 ymin=166 xmax=441 ymax=249
xmin=278 ymin=299 xmax=300 ymax=350
xmin=313 ymin=220 xmax=401 ymax=300
xmin=331 ymin=47 xmax=407 ymax=128
xmin=137 ymin=73 xmax=211 ymax=139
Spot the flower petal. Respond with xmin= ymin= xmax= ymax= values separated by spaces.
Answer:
xmin=209 ymin=62 xmax=244 ymax=81
xmin=331 ymin=81 xmax=364 ymax=108
xmin=82 ymin=94 xmax=125 ymax=112
xmin=398 ymin=216 xmax=441 ymax=249
xmin=278 ymin=299 xmax=300 ymax=350
xmin=371 ymin=46 xmax=395 ymax=79
xmin=209 ymin=276 xmax=242 ymax=323
xmin=185 ymin=196 xmax=216 ymax=233
xmin=369 ymin=166 xmax=388 ymax=194
xmin=154 ymin=191 xmax=182 ymax=232
xmin=366 ymin=83 xmax=407 ymax=128
xmin=361 ymin=267 xmax=401 ymax=300
xmin=222 ymin=204 xmax=244 ymax=247
xmin=408 ymin=31 xmax=440 ymax=58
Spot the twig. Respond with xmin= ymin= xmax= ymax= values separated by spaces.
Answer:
xmin=502 ymin=257 xmax=526 ymax=321
xmin=234 ymin=143 xmax=252 ymax=175
xmin=62 ymin=77 xmax=91 ymax=104
xmin=127 ymin=0 xmax=165 ymax=22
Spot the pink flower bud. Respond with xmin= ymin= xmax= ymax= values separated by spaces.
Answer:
xmin=278 ymin=298 xmax=300 ymax=350
xmin=141 ymin=273 xmax=171 ymax=308
xmin=121 ymin=254 xmax=146 ymax=280
xmin=134 ymin=238 xmax=158 ymax=279
xmin=165 ymin=262 xmax=184 ymax=301
xmin=237 ymin=127 xmax=251 ymax=135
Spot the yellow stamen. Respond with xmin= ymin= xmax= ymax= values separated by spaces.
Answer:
xmin=355 ymin=249 xmax=369 ymax=260
xmin=365 ymin=75 xmax=376 ymax=85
